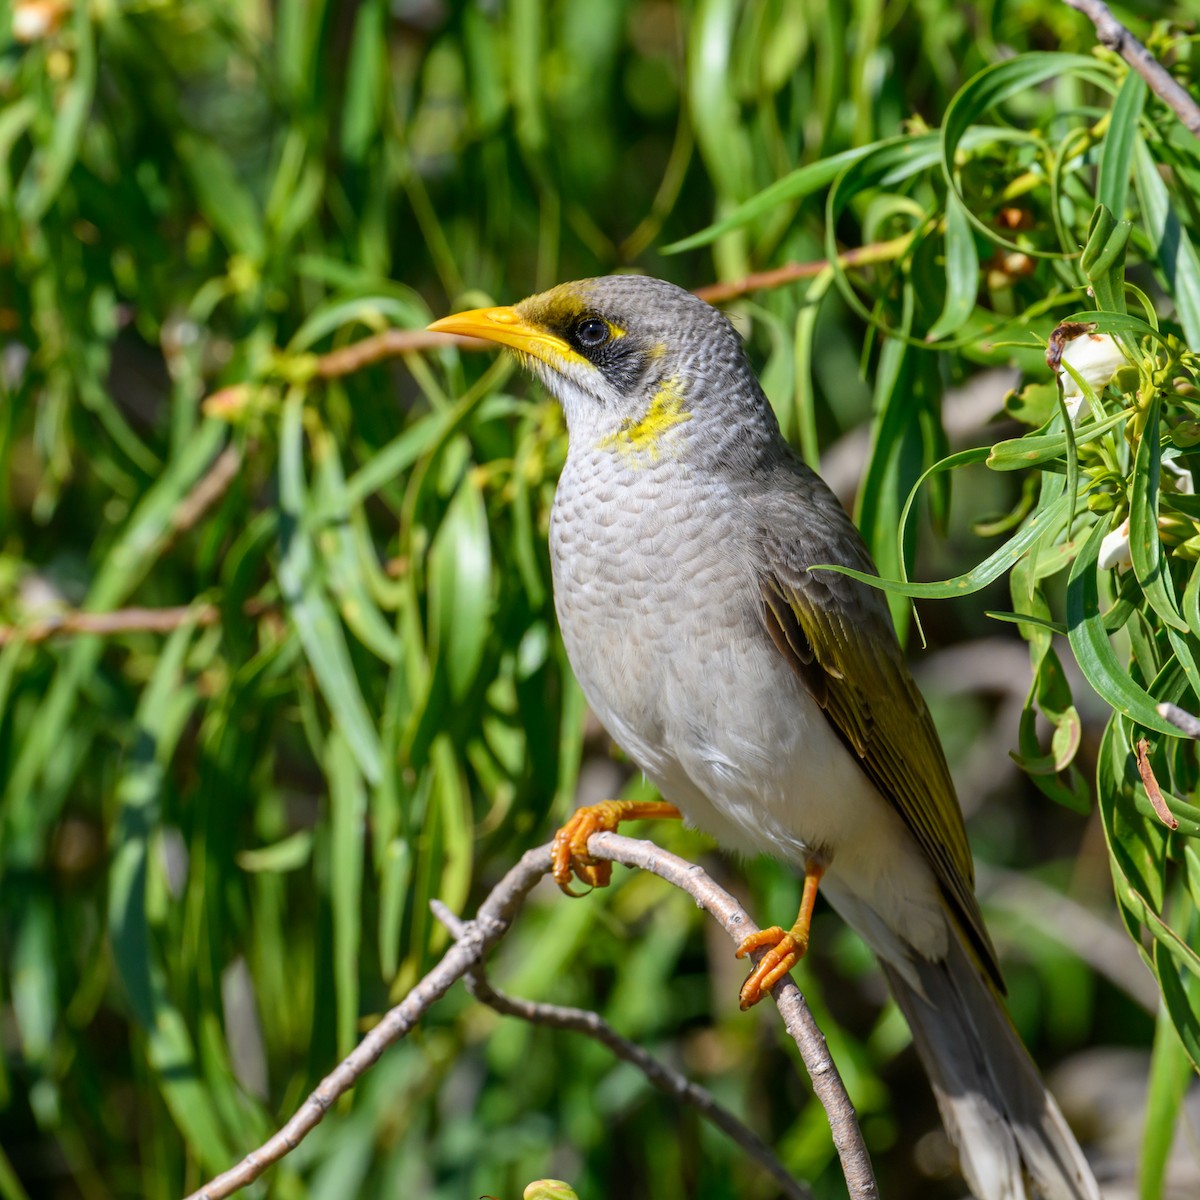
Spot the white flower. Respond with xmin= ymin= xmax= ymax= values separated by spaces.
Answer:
xmin=1053 ymin=330 xmax=1124 ymax=423
xmin=12 ymin=0 xmax=68 ymax=42
xmin=1098 ymin=517 xmax=1132 ymax=571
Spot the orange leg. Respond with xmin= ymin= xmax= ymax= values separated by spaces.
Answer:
xmin=551 ymin=799 xmax=682 ymax=895
xmin=736 ymin=859 xmax=825 ymax=1010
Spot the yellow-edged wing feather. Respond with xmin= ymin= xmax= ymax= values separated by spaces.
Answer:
xmin=756 ymin=492 xmax=1003 ymax=989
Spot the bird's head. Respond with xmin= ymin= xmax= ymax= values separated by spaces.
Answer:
xmin=429 ymin=275 xmax=775 ymax=464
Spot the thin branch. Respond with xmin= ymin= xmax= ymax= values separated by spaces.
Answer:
xmin=193 ymin=237 xmax=910 ymax=410
xmin=184 ymin=835 xmax=876 ymax=1200
xmin=1158 ymin=700 xmax=1200 ymax=739
xmin=316 ymin=328 xmax=487 ymax=377
xmin=0 ymin=604 xmax=220 ymax=647
xmin=430 ymin=900 xmax=813 ymax=1200
xmin=1063 ymin=0 xmax=1200 ymax=138
xmin=0 ymin=599 xmax=275 ymax=647
xmin=183 ymin=845 xmax=553 ymax=1200
xmin=170 ymin=444 xmax=243 ymax=537
xmin=692 ymin=235 xmax=910 ymax=304
xmin=588 ymin=833 xmax=877 ymax=1199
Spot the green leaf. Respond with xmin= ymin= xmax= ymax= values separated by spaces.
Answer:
xmin=1067 ymin=518 xmax=1182 ymax=736
xmin=328 ymin=730 xmax=367 ymax=1061
xmin=1141 ymin=997 xmax=1196 ymax=1197
xmin=1098 ymin=71 xmax=1147 ymax=220
xmin=15 ymin=2 xmax=96 ymax=222
xmin=941 ymin=53 xmax=1111 ymax=253
xmin=925 ymin=192 xmax=979 ymax=341
xmin=340 ymin=0 xmax=387 ymax=163
xmin=175 ymin=133 xmax=266 ymax=263
xmin=1133 ymin=135 xmax=1200 ymax=347
xmin=1130 ymin=395 xmax=1188 ymax=631
xmin=428 ymin=471 xmax=493 ymax=704
xmin=1080 ymin=205 xmax=1132 ymax=316
xmin=987 ymin=409 xmax=1130 ymax=472
xmin=278 ymin=395 xmax=383 ymax=783
xmin=661 ymin=146 xmax=873 ymax=253
xmin=818 ymin=482 xmax=1072 ymax=599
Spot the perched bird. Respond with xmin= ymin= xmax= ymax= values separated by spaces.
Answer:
xmin=429 ymin=275 xmax=1100 ymax=1200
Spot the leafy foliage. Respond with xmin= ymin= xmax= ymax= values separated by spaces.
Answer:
xmin=1 ymin=3 xmax=1197 ymax=1200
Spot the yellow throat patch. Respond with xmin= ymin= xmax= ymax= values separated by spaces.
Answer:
xmin=597 ymin=376 xmax=691 ymax=462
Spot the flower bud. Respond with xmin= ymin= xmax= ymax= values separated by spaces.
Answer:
xmin=1049 ymin=326 xmax=1124 ymax=423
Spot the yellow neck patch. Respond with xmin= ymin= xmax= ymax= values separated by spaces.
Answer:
xmin=597 ymin=376 xmax=691 ymax=462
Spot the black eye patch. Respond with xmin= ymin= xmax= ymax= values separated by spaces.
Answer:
xmin=573 ymin=316 xmax=610 ymax=348
xmin=561 ymin=311 xmax=645 ymax=393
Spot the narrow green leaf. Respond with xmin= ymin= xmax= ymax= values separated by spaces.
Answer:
xmin=1140 ymin=998 xmax=1195 ymax=1195
xmin=661 ymin=146 xmax=872 ymax=253
xmin=1080 ymin=205 xmax=1132 ymax=315
xmin=1067 ymin=517 xmax=1182 ymax=735
xmin=1130 ymin=396 xmax=1188 ymax=631
xmin=278 ymin=396 xmax=383 ymax=783
xmin=1098 ymin=71 xmax=1147 ymax=219
xmin=428 ymin=471 xmax=493 ymax=703
xmin=327 ymin=731 xmax=367 ymax=1062
xmin=1133 ymin=135 xmax=1200 ymax=347
xmin=818 ymin=485 xmax=1073 ymax=599
xmin=340 ymin=0 xmax=386 ymax=163
xmin=941 ymin=53 xmax=1111 ymax=252
xmin=15 ymin=2 xmax=96 ymax=222
xmin=175 ymin=134 xmax=266 ymax=263
xmin=925 ymin=192 xmax=979 ymax=341
xmin=987 ymin=409 xmax=1130 ymax=472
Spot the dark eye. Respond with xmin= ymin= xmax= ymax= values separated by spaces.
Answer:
xmin=574 ymin=317 xmax=610 ymax=348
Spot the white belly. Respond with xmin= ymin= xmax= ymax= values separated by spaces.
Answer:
xmin=550 ymin=451 xmax=948 ymax=967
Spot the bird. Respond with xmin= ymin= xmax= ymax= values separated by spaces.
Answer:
xmin=428 ymin=274 xmax=1101 ymax=1200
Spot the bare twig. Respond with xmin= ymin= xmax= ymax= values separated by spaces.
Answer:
xmin=1063 ymin=0 xmax=1200 ymax=138
xmin=430 ymin=901 xmax=812 ymax=1200
xmin=1158 ymin=700 xmax=1200 ymax=739
xmin=0 ymin=603 xmax=221 ymax=647
xmin=185 ymin=835 xmax=875 ymax=1200
xmin=588 ymin=833 xmax=877 ymax=1199
xmin=315 ymin=328 xmax=487 ymax=377
xmin=196 ymin=238 xmax=911 ymax=411
xmin=183 ymin=846 xmax=553 ymax=1200
xmin=0 ymin=598 xmax=275 ymax=647
xmin=692 ymin=235 xmax=910 ymax=304
xmin=170 ymin=444 xmax=243 ymax=537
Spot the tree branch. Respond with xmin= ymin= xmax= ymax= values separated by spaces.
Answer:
xmin=315 ymin=328 xmax=487 ymax=377
xmin=692 ymin=236 xmax=910 ymax=304
xmin=1063 ymin=0 xmax=1200 ymax=138
xmin=183 ymin=835 xmax=876 ymax=1200
xmin=1158 ymin=700 xmax=1200 ymax=739
xmin=430 ymin=900 xmax=813 ymax=1200
xmin=0 ymin=603 xmax=221 ymax=647
xmin=588 ymin=833 xmax=877 ymax=1199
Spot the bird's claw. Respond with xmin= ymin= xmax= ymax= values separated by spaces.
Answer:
xmin=736 ymin=925 xmax=807 ymax=1009
xmin=551 ymin=799 xmax=683 ymax=895
xmin=551 ymin=801 xmax=624 ymax=894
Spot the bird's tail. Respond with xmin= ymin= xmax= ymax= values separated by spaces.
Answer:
xmin=879 ymin=930 xmax=1100 ymax=1200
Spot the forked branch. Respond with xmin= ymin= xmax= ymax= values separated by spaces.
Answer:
xmin=183 ymin=835 xmax=876 ymax=1200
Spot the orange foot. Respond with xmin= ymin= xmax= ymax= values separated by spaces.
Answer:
xmin=736 ymin=859 xmax=825 ymax=1010
xmin=551 ymin=800 xmax=681 ymax=895
xmin=736 ymin=926 xmax=808 ymax=1009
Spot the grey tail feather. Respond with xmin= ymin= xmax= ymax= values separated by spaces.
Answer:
xmin=880 ymin=932 xmax=1101 ymax=1200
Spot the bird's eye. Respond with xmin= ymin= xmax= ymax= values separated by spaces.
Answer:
xmin=574 ymin=317 xmax=610 ymax=348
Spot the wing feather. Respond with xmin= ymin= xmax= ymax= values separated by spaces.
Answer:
xmin=757 ymin=499 xmax=1002 ymax=989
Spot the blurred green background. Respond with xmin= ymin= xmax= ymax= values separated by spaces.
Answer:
xmin=1 ymin=1 xmax=1197 ymax=1198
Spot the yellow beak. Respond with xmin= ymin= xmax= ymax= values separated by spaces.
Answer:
xmin=426 ymin=305 xmax=584 ymax=367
